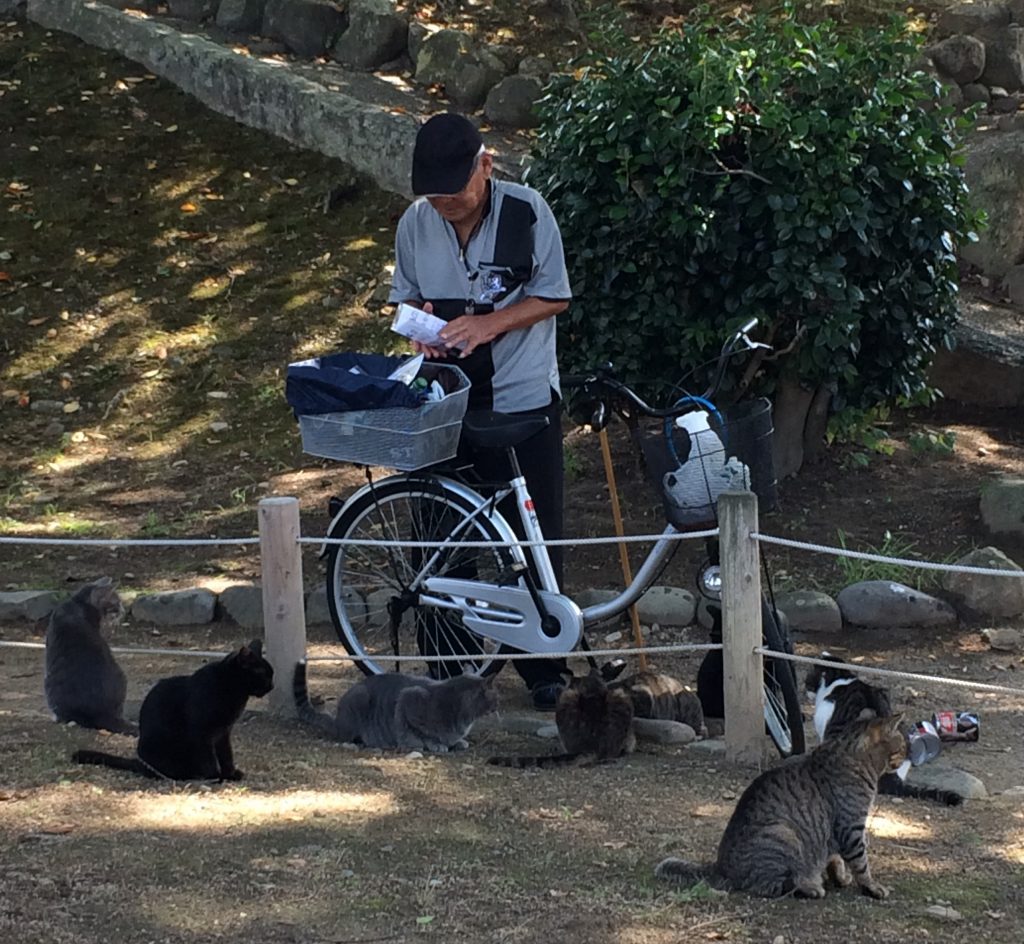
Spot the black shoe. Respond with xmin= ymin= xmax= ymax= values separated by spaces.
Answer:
xmin=531 ymin=681 xmax=566 ymax=712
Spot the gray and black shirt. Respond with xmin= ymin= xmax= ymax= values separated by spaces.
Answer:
xmin=389 ymin=179 xmax=572 ymax=412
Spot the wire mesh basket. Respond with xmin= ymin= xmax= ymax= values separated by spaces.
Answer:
xmin=640 ymin=398 xmax=777 ymax=531
xmin=298 ymin=364 xmax=471 ymax=471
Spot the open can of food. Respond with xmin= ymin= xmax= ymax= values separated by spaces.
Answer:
xmin=906 ymin=719 xmax=942 ymax=766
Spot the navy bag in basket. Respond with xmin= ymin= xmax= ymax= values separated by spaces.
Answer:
xmin=285 ymin=352 xmax=423 ymax=416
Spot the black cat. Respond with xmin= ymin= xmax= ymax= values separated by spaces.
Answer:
xmin=73 ymin=640 xmax=273 ymax=781
xmin=805 ymin=655 xmax=963 ymax=807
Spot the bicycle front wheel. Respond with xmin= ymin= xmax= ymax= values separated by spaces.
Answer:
xmin=326 ymin=476 xmax=519 ymax=677
xmin=761 ymin=597 xmax=806 ymax=758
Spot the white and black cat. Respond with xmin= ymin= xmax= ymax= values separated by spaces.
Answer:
xmin=293 ymin=661 xmax=498 ymax=753
xmin=805 ymin=655 xmax=962 ymax=807
xmin=44 ymin=577 xmax=136 ymax=735
xmin=73 ymin=640 xmax=273 ymax=781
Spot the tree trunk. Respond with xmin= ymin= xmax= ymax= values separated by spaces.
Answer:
xmin=772 ymin=376 xmax=814 ymax=479
xmin=802 ymin=384 xmax=832 ymax=462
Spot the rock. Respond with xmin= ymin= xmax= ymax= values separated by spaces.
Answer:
xmin=634 ymin=586 xmax=696 ymax=628
xmin=685 ymin=736 xmax=725 ymax=754
xmin=574 ymin=588 xmax=619 ymax=611
xmin=407 ymin=21 xmax=429 ymax=66
xmin=332 ymin=0 xmax=407 ymax=71
xmin=518 ymin=55 xmax=552 ymax=79
xmin=923 ymin=904 xmax=963 ymax=922
xmin=307 ymin=582 xmax=364 ymax=628
xmin=982 ymin=626 xmax=1023 ymax=650
xmin=928 ymin=35 xmax=986 ymax=85
xmin=961 ymin=130 xmax=1024 ymax=278
xmin=415 ymin=29 xmax=506 ymax=108
xmin=936 ymin=4 xmax=1012 ymax=39
xmin=167 ymin=0 xmax=218 ymax=19
xmin=836 ymin=581 xmax=958 ymax=629
xmin=1002 ymin=264 xmax=1024 ymax=305
xmin=981 ymin=475 xmax=1024 ymax=535
xmin=262 ymin=0 xmax=348 ymax=58
xmin=943 ymin=546 xmax=1024 ymax=618
xmin=963 ymin=82 xmax=992 ymax=106
xmin=216 ymin=0 xmax=267 ymax=33
xmin=633 ymin=718 xmax=697 ymax=745
xmin=775 ymin=589 xmax=842 ymax=633
xmin=367 ymin=264 xmax=394 ymax=304
xmin=219 ymin=583 xmax=264 ymax=630
xmin=131 ymin=588 xmax=216 ymax=625
xmin=991 ymin=90 xmax=1024 ymax=112
xmin=906 ymin=763 xmax=988 ymax=800
xmin=0 ymin=590 xmax=60 ymax=623
xmin=29 ymin=400 xmax=66 ymax=414
xmin=43 ymin=420 xmax=65 ymax=438
xmin=0 ymin=0 xmax=26 ymax=16
xmin=535 ymin=723 xmax=559 ymax=739
xmin=979 ymin=25 xmax=1024 ymax=91
xmin=484 ymin=74 xmax=544 ymax=129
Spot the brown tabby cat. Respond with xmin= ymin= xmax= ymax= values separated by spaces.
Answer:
xmin=610 ymin=671 xmax=707 ymax=737
xmin=488 ymin=670 xmax=635 ymax=768
xmin=655 ymin=715 xmax=906 ymax=899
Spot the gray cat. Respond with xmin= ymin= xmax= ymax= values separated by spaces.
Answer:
xmin=44 ymin=578 xmax=136 ymax=735
xmin=293 ymin=661 xmax=498 ymax=753
xmin=655 ymin=715 xmax=906 ymax=899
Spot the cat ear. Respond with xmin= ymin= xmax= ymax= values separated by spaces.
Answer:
xmin=94 ymin=576 xmax=114 ymax=587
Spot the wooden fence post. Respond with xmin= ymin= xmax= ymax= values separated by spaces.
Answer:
xmin=259 ymin=497 xmax=307 ymax=717
xmin=719 ymin=490 xmax=765 ymax=766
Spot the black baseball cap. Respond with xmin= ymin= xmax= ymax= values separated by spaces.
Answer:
xmin=411 ymin=113 xmax=484 ymax=197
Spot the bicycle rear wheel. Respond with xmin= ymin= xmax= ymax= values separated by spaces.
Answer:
xmin=761 ymin=597 xmax=806 ymax=757
xmin=326 ymin=476 xmax=518 ymax=677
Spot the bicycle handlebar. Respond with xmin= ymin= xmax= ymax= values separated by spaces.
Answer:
xmin=561 ymin=319 xmax=767 ymax=419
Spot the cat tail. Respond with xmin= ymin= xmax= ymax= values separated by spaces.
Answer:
xmin=654 ymin=857 xmax=729 ymax=890
xmin=72 ymin=749 xmax=156 ymax=778
xmin=292 ymin=660 xmax=337 ymax=739
xmin=878 ymin=772 xmax=963 ymax=807
xmin=486 ymin=752 xmax=587 ymax=769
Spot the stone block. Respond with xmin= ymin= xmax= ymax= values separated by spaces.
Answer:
xmin=775 ymin=589 xmax=842 ymax=633
xmin=216 ymin=0 xmax=266 ymax=32
xmin=0 ymin=590 xmax=60 ymax=622
xmin=980 ymin=475 xmax=1024 ymax=535
xmin=943 ymin=545 xmax=1024 ymax=618
xmin=131 ymin=588 xmax=216 ymax=625
xmin=836 ymin=580 xmax=958 ymax=629
xmin=219 ymin=583 xmax=264 ymax=629
xmin=263 ymin=0 xmax=347 ymax=58
xmin=332 ymin=0 xmax=407 ymax=70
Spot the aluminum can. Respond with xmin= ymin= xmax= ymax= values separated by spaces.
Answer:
xmin=933 ymin=710 xmax=979 ymax=742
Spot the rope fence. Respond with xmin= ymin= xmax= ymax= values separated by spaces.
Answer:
xmin=755 ymin=647 xmax=1024 ymax=698
xmin=3 ymin=492 xmax=1023 ymax=760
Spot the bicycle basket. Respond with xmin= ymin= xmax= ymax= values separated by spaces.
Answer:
xmin=291 ymin=356 xmax=471 ymax=471
xmin=640 ymin=398 xmax=777 ymax=531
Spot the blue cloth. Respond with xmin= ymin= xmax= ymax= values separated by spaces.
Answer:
xmin=285 ymin=353 xmax=421 ymax=416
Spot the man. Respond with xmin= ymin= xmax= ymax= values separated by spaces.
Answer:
xmin=388 ymin=112 xmax=572 ymax=711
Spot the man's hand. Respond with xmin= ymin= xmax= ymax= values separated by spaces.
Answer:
xmin=407 ymin=301 xmax=447 ymax=359
xmin=439 ymin=314 xmax=498 ymax=357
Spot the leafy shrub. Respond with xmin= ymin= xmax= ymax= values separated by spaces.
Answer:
xmin=531 ymin=3 xmax=982 ymax=427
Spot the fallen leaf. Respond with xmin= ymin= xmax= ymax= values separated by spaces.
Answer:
xmin=283 ymin=178 xmax=299 ymax=187
xmin=27 ymin=317 xmax=47 ymax=326
xmin=63 ymin=402 xmax=80 ymax=414
xmin=165 ymin=124 xmax=178 ymax=132
xmin=0 ymin=271 xmax=10 ymax=282
xmin=179 ymin=201 xmax=198 ymax=213
xmin=207 ymin=390 xmax=229 ymax=399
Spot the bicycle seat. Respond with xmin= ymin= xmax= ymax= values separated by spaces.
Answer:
xmin=461 ymin=410 xmax=549 ymax=449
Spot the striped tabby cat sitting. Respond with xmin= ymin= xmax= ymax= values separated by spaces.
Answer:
xmin=656 ymin=715 xmax=905 ymax=899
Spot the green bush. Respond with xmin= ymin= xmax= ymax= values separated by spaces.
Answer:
xmin=531 ymin=3 xmax=982 ymax=430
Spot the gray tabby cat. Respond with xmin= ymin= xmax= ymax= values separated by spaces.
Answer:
xmin=293 ymin=661 xmax=497 ymax=752
xmin=656 ymin=715 xmax=906 ymax=899
xmin=44 ymin=577 xmax=136 ymax=735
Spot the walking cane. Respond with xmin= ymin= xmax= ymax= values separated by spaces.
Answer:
xmin=598 ymin=427 xmax=649 ymax=670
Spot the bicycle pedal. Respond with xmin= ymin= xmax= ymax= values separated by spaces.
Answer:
xmin=496 ymin=562 xmax=528 ymax=586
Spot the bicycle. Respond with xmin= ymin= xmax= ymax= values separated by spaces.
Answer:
xmin=317 ymin=320 xmax=805 ymax=757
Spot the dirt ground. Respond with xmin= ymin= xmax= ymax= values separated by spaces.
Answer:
xmin=2 ymin=11 xmax=1024 ymax=944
